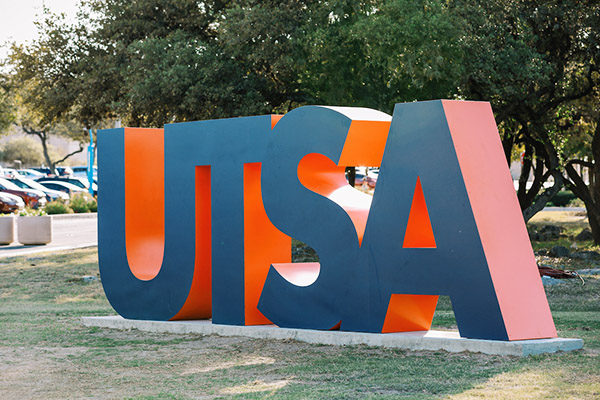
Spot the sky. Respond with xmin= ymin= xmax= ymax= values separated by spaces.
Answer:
xmin=0 ymin=0 xmax=80 ymax=60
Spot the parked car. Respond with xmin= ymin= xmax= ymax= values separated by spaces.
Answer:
xmin=32 ymin=167 xmax=57 ymax=177
xmin=0 ymin=192 xmax=25 ymax=213
xmin=17 ymin=169 xmax=45 ymax=179
xmin=35 ymin=180 xmax=87 ymax=196
xmin=9 ymin=177 xmax=70 ymax=202
xmin=2 ymin=168 xmax=20 ymax=178
xmin=71 ymin=165 xmax=97 ymax=179
xmin=56 ymin=166 xmax=74 ymax=176
xmin=0 ymin=177 xmax=47 ymax=208
xmin=347 ymin=167 xmax=378 ymax=189
xmin=38 ymin=177 xmax=97 ymax=195
xmin=367 ymin=167 xmax=379 ymax=180
xmin=354 ymin=173 xmax=377 ymax=188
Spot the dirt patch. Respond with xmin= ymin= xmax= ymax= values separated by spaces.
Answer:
xmin=0 ymin=346 xmax=88 ymax=399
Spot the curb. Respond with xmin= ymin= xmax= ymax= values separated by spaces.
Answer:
xmin=0 ymin=243 xmax=98 ymax=258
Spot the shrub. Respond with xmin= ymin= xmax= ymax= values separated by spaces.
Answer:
xmin=19 ymin=207 xmax=46 ymax=216
xmin=0 ymin=137 xmax=44 ymax=166
xmin=88 ymin=198 xmax=97 ymax=212
xmin=569 ymin=197 xmax=585 ymax=207
xmin=70 ymin=193 xmax=95 ymax=213
xmin=548 ymin=191 xmax=576 ymax=207
xmin=44 ymin=200 xmax=73 ymax=215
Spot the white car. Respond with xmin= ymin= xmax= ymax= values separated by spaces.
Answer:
xmin=17 ymin=169 xmax=45 ymax=179
xmin=2 ymin=168 xmax=19 ymax=178
xmin=11 ymin=177 xmax=70 ymax=202
xmin=35 ymin=180 xmax=87 ymax=196
xmin=71 ymin=165 xmax=97 ymax=179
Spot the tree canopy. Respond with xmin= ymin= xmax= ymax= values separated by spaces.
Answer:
xmin=2 ymin=0 xmax=600 ymax=236
xmin=456 ymin=0 xmax=600 ymax=220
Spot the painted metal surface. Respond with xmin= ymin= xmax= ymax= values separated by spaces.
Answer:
xmin=97 ymin=101 xmax=557 ymax=341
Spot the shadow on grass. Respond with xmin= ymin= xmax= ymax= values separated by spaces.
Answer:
xmin=0 ymin=248 xmax=598 ymax=399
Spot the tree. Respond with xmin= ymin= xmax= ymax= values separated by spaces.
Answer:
xmin=0 ymin=136 xmax=46 ymax=167
xmin=7 ymin=0 xmax=599 ymax=231
xmin=456 ymin=0 xmax=600 ymax=221
xmin=562 ymin=91 xmax=600 ymax=243
xmin=64 ymin=0 xmax=312 ymax=127
xmin=7 ymin=9 xmax=93 ymax=170
xmin=0 ymin=75 xmax=15 ymax=132
xmin=300 ymin=0 xmax=463 ymax=113
xmin=23 ymin=0 xmax=464 ymax=126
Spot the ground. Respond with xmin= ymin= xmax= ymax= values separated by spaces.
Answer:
xmin=0 ymin=213 xmax=598 ymax=399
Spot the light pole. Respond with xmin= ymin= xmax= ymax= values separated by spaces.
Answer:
xmin=87 ymin=129 xmax=95 ymax=196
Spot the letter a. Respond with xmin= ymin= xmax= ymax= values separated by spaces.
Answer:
xmin=348 ymin=100 xmax=556 ymax=340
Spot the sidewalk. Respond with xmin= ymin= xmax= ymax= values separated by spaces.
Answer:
xmin=0 ymin=213 xmax=97 ymax=258
xmin=542 ymin=207 xmax=586 ymax=212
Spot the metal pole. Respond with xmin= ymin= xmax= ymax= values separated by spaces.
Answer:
xmin=87 ymin=129 xmax=95 ymax=196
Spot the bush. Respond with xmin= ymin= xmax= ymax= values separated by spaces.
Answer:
xmin=548 ymin=191 xmax=577 ymax=207
xmin=19 ymin=207 xmax=46 ymax=216
xmin=44 ymin=200 xmax=73 ymax=215
xmin=0 ymin=137 xmax=44 ymax=166
xmin=70 ymin=193 xmax=96 ymax=213
xmin=89 ymin=198 xmax=97 ymax=212
xmin=569 ymin=197 xmax=585 ymax=207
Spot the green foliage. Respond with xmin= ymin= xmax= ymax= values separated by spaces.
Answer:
xmin=0 ymin=136 xmax=45 ymax=166
xmin=453 ymin=0 xmax=600 ymax=219
xmin=88 ymin=198 xmax=97 ymax=212
xmin=69 ymin=192 xmax=96 ymax=213
xmin=0 ymin=80 xmax=15 ymax=132
xmin=3 ymin=0 xmax=599 ymax=225
xmin=38 ymin=0 xmax=466 ymax=126
xmin=302 ymin=0 xmax=464 ymax=113
xmin=18 ymin=207 xmax=46 ymax=217
xmin=44 ymin=199 xmax=73 ymax=215
xmin=5 ymin=9 xmax=100 ymax=170
xmin=74 ymin=0 xmax=312 ymax=126
xmin=548 ymin=191 xmax=577 ymax=207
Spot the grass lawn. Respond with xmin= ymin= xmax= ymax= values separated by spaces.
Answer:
xmin=0 ymin=215 xmax=599 ymax=399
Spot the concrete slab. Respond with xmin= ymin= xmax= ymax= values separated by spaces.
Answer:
xmin=82 ymin=316 xmax=583 ymax=357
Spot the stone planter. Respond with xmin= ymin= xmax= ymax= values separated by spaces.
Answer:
xmin=0 ymin=216 xmax=15 ymax=245
xmin=18 ymin=215 xmax=52 ymax=245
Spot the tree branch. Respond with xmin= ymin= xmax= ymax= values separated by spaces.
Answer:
xmin=53 ymin=142 xmax=85 ymax=166
xmin=522 ymin=171 xmax=563 ymax=222
xmin=567 ymin=159 xmax=594 ymax=169
xmin=543 ymin=65 xmax=598 ymax=115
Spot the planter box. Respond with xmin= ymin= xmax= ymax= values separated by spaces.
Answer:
xmin=18 ymin=215 xmax=52 ymax=245
xmin=0 ymin=216 xmax=15 ymax=245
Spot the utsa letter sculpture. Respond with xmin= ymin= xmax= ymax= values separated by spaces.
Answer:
xmin=97 ymin=100 xmax=557 ymax=341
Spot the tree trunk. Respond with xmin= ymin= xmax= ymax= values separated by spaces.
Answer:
xmin=521 ymin=132 xmax=563 ymax=222
xmin=522 ymin=174 xmax=562 ymax=222
xmin=37 ymin=131 xmax=54 ymax=171
xmin=21 ymin=125 xmax=54 ymax=171
xmin=20 ymin=124 xmax=84 ymax=173
xmin=517 ymin=137 xmax=554 ymax=215
xmin=501 ymin=133 xmax=515 ymax=167
xmin=346 ymin=167 xmax=355 ymax=187
xmin=589 ymin=208 xmax=600 ymax=244
xmin=565 ymin=161 xmax=600 ymax=244
xmin=565 ymin=118 xmax=600 ymax=244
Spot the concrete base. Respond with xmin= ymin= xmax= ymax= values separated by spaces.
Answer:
xmin=82 ymin=316 xmax=583 ymax=357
